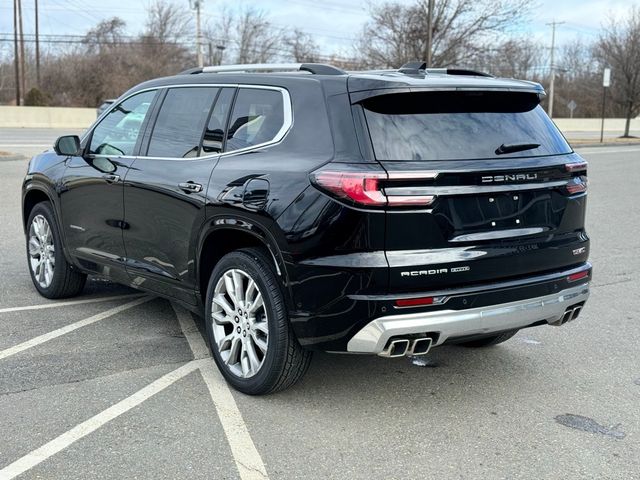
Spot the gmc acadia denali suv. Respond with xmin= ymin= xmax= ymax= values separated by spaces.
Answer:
xmin=22 ymin=62 xmax=591 ymax=394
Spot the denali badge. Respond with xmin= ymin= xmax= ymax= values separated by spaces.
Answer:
xmin=482 ymin=173 xmax=538 ymax=183
xmin=401 ymin=266 xmax=470 ymax=277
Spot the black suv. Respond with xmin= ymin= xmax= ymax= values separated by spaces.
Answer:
xmin=22 ymin=62 xmax=591 ymax=394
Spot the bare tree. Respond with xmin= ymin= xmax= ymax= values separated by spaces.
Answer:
xmin=235 ymin=7 xmax=281 ymax=64
xmin=84 ymin=17 xmax=127 ymax=54
xmin=358 ymin=0 xmax=531 ymax=68
xmin=137 ymin=0 xmax=193 ymax=78
xmin=284 ymin=29 xmax=320 ymax=63
xmin=203 ymin=7 xmax=233 ymax=65
xmin=597 ymin=5 xmax=640 ymax=137
xmin=476 ymin=38 xmax=543 ymax=78
xmin=144 ymin=1 xmax=191 ymax=45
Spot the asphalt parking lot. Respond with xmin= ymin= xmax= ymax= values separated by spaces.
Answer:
xmin=0 ymin=132 xmax=639 ymax=479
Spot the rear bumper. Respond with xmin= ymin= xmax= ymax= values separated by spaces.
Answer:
xmin=347 ymin=282 xmax=589 ymax=354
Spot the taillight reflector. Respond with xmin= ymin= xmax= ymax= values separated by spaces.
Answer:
xmin=567 ymin=270 xmax=589 ymax=282
xmin=395 ymin=296 xmax=446 ymax=308
xmin=395 ymin=297 xmax=434 ymax=308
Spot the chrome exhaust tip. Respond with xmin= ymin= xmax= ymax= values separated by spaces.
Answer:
xmin=409 ymin=337 xmax=432 ymax=356
xmin=379 ymin=339 xmax=411 ymax=358
xmin=571 ymin=306 xmax=582 ymax=321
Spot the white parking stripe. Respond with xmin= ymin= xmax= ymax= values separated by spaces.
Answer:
xmin=0 ymin=296 xmax=152 ymax=361
xmin=171 ymin=303 xmax=211 ymax=360
xmin=0 ymin=360 xmax=204 ymax=480
xmin=0 ymin=293 xmax=145 ymax=314
xmin=199 ymin=365 xmax=269 ymax=480
xmin=171 ymin=303 xmax=269 ymax=480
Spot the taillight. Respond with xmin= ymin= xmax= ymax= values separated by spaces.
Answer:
xmin=566 ymin=177 xmax=588 ymax=195
xmin=310 ymin=171 xmax=387 ymax=206
xmin=310 ymin=170 xmax=436 ymax=208
xmin=565 ymin=161 xmax=588 ymax=173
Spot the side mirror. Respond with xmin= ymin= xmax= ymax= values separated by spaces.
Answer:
xmin=54 ymin=135 xmax=81 ymax=156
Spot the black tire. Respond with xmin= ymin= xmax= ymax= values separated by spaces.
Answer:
xmin=26 ymin=202 xmax=86 ymax=299
xmin=204 ymin=247 xmax=312 ymax=395
xmin=459 ymin=329 xmax=519 ymax=348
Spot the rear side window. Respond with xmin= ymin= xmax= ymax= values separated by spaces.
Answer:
xmin=362 ymin=91 xmax=572 ymax=161
xmin=226 ymin=88 xmax=284 ymax=151
xmin=147 ymin=87 xmax=219 ymax=158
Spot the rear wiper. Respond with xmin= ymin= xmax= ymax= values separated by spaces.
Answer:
xmin=495 ymin=142 xmax=541 ymax=155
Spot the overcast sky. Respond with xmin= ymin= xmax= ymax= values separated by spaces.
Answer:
xmin=0 ymin=0 xmax=633 ymax=58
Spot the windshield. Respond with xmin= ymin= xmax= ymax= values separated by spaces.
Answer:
xmin=362 ymin=91 xmax=572 ymax=161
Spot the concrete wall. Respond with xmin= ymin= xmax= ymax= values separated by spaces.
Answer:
xmin=552 ymin=118 xmax=639 ymax=133
xmin=0 ymin=106 xmax=96 ymax=129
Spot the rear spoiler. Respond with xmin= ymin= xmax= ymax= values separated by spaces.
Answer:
xmin=349 ymin=85 xmax=546 ymax=104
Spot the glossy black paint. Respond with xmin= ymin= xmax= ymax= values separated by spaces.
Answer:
xmin=22 ymin=70 xmax=590 ymax=352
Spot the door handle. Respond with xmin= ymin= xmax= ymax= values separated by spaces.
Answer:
xmin=179 ymin=181 xmax=203 ymax=193
xmin=103 ymin=174 xmax=120 ymax=183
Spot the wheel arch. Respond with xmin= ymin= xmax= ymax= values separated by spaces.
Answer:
xmin=22 ymin=182 xmax=78 ymax=272
xmin=196 ymin=216 xmax=292 ymax=308
xmin=22 ymin=186 xmax=54 ymax=231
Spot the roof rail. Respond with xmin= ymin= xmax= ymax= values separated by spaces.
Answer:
xmin=179 ymin=63 xmax=346 ymax=75
xmin=398 ymin=62 xmax=493 ymax=77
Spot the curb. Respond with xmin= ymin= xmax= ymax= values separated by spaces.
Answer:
xmin=571 ymin=141 xmax=640 ymax=148
xmin=0 ymin=153 xmax=27 ymax=161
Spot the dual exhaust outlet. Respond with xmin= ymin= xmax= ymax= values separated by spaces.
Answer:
xmin=379 ymin=337 xmax=433 ymax=358
xmin=550 ymin=304 xmax=583 ymax=326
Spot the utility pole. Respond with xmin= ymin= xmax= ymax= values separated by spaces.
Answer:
xmin=190 ymin=0 xmax=204 ymax=68
xmin=546 ymin=20 xmax=564 ymax=119
xmin=426 ymin=0 xmax=434 ymax=67
xmin=13 ymin=0 xmax=21 ymax=105
xmin=35 ymin=0 xmax=40 ymax=87
xmin=17 ymin=0 xmax=26 ymax=104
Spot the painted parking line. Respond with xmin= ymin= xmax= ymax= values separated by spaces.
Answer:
xmin=0 ymin=293 xmax=145 ymax=314
xmin=0 ymin=360 xmax=204 ymax=480
xmin=171 ymin=302 xmax=210 ymax=360
xmin=0 ymin=296 xmax=152 ymax=361
xmin=171 ymin=303 xmax=269 ymax=480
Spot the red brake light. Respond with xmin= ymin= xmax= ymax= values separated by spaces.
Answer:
xmin=311 ymin=170 xmax=436 ymax=208
xmin=567 ymin=270 xmax=589 ymax=282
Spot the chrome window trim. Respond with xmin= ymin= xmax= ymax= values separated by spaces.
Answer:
xmin=83 ymin=83 xmax=293 ymax=161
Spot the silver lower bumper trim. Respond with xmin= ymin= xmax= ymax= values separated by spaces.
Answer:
xmin=347 ymin=283 xmax=590 ymax=354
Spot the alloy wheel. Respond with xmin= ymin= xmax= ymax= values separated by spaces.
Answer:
xmin=28 ymin=214 xmax=55 ymax=288
xmin=210 ymin=268 xmax=269 ymax=378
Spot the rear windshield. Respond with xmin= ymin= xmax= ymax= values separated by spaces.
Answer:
xmin=361 ymin=91 xmax=572 ymax=161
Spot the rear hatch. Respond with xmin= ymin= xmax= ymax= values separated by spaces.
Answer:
xmin=357 ymin=89 xmax=589 ymax=292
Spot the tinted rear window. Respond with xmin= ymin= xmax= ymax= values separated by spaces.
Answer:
xmin=147 ymin=87 xmax=218 ymax=158
xmin=362 ymin=91 xmax=571 ymax=161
